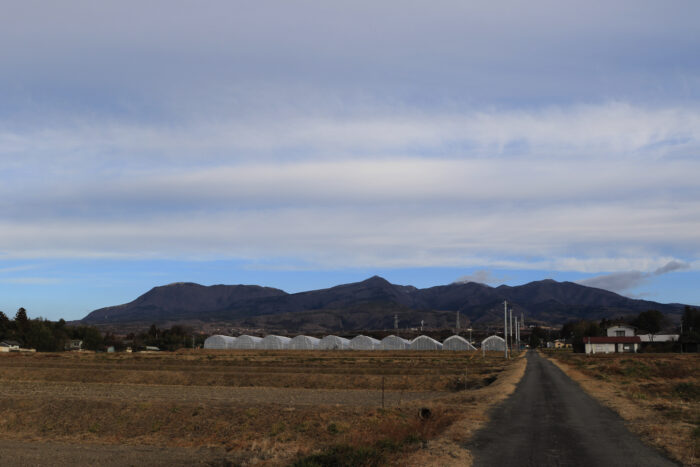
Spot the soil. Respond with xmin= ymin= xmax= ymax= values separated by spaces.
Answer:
xmin=0 ymin=380 xmax=446 ymax=407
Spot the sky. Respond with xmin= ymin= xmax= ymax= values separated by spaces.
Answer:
xmin=1 ymin=1 xmax=699 ymax=320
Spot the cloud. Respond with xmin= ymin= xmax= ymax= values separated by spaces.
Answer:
xmin=577 ymin=260 xmax=691 ymax=293
xmin=653 ymin=260 xmax=690 ymax=275
xmin=454 ymin=270 xmax=506 ymax=285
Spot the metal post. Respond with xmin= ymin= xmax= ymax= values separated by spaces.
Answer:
xmin=503 ymin=301 xmax=508 ymax=359
xmin=381 ymin=376 xmax=385 ymax=409
xmin=509 ymin=308 xmax=513 ymax=352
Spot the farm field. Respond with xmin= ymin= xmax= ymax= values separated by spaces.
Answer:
xmin=545 ymin=351 xmax=700 ymax=466
xmin=0 ymin=349 xmax=525 ymax=466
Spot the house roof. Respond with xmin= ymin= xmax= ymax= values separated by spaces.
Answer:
xmin=586 ymin=336 xmax=641 ymax=344
xmin=0 ymin=340 xmax=21 ymax=346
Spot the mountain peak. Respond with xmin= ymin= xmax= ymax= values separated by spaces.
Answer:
xmin=361 ymin=275 xmax=391 ymax=285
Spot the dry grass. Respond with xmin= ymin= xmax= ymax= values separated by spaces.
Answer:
xmin=0 ymin=350 xmax=522 ymax=466
xmin=397 ymin=351 xmax=528 ymax=467
xmin=544 ymin=351 xmax=700 ymax=466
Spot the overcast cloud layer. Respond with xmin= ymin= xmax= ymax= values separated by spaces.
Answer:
xmin=1 ymin=1 xmax=699 ymax=314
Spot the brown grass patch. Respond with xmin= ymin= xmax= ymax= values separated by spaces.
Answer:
xmin=0 ymin=350 xmax=521 ymax=466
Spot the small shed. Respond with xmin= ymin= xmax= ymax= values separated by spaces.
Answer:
xmin=231 ymin=335 xmax=262 ymax=349
xmin=288 ymin=335 xmax=320 ymax=350
xmin=258 ymin=335 xmax=291 ymax=350
xmin=481 ymin=335 xmax=506 ymax=351
xmin=349 ymin=335 xmax=381 ymax=350
xmin=442 ymin=335 xmax=476 ymax=351
xmin=319 ymin=335 xmax=350 ymax=350
xmin=411 ymin=335 xmax=443 ymax=351
xmin=380 ymin=335 xmax=411 ymax=350
xmin=203 ymin=335 xmax=237 ymax=350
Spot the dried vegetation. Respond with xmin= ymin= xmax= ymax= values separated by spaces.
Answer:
xmin=0 ymin=350 xmax=523 ymax=466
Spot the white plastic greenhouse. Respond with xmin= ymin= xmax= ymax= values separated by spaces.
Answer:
xmin=481 ymin=335 xmax=506 ymax=351
xmin=258 ymin=335 xmax=291 ymax=350
xmin=380 ymin=335 xmax=411 ymax=350
xmin=411 ymin=335 xmax=443 ymax=350
xmin=203 ymin=335 xmax=237 ymax=350
xmin=231 ymin=335 xmax=263 ymax=349
xmin=349 ymin=335 xmax=381 ymax=350
xmin=442 ymin=335 xmax=476 ymax=351
xmin=288 ymin=335 xmax=320 ymax=350
xmin=318 ymin=335 xmax=350 ymax=350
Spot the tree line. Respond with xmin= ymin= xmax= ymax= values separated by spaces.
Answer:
xmin=0 ymin=308 xmax=205 ymax=352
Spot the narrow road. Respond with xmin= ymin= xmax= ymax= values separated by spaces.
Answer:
xmin=469 ymin=351 xmax=677 ymax=467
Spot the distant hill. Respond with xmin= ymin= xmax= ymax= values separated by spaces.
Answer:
xmin=81 ymin=276 xmax=687 ymax=332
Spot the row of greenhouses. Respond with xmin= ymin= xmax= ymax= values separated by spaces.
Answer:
xmin=204 ymin=333 xmax=506 ymax=351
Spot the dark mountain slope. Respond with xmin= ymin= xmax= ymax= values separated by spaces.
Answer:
xmin=83 ymin=282 xmax=287 ymax=323
xmin=82 ymin=276 xmax=688 ymax=330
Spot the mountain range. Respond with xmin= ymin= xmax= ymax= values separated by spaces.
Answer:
xmin=81 ymin=276 xmax=687 ymax=332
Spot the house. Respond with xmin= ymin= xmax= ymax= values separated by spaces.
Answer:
xmin=584 ymin=336 xmax=641 ymax=354
xmin=0 ymin=340 xmax=21 ymax=352
xmin=606 ymin=324 xmax=636 ymax=337
xmin=65 ymin=340 xmax=83 ymax=351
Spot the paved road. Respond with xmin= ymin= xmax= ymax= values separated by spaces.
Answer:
xmin=469 ymin=351 xmax=678 ymax=467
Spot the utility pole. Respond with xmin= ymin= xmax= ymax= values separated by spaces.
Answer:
xmin=394 ymin=314 xmax=398 ymax=330
xmin=503 ymin=300 xmax=509 ymax=359
xmin=456 ymin=310 xmax=460 ymax=331
xmin=420 ymin=319 xmax=424 ymax=332
xmin=509 ymin=308 xmax=514 ymax=354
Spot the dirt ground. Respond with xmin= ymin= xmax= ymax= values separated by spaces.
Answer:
xmin=0 ymin=349 xmax=522 ymax=466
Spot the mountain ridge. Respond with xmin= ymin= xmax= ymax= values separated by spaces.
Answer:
xmin=81 ymin=276 xmax=689 ymax=332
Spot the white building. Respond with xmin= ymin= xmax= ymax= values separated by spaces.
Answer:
xmin=606 ymin=324 xmax=635 ymax=337
xmin=203 ymin=335 xmax=237 ymax=350
xmin=411 ymin=335 xmax=443 ymax=350
xmin=380 ymin=335 xmax=411 ymax=350
xmin=258 ymin=335 xmax=291 ymax=350
xmin=349 ymin=335 xmax=381 ymax=350
xmin=584 ymin=336 xmax=641 ymax=354
xmin=637 ymin=334 xmax=679 ymax=343
xmin=288 ymin=335 xmax=320 ymax=350
xmin=318 ymin=335 xmax=350 ymax=350
xmin=231 ymin=335 xmax=262 ymax=349
xmin=442 ymin=335 xmax=476 ymax=351
xmin=481 ymin=335 xmax=506 ymax=351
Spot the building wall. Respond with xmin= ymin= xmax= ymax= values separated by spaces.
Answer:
xmin=606 ymin=325 xmax=635 ymax=337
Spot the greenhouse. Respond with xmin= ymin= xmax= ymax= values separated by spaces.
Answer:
xmin=481 ymin=335 xmax=506 ymax=351
xmin=318 ymin=335 xmax=350 ymax=350
xmin=442 ymin=335 xmax=476 ymax=351
xmin=288 ymin=335 xmax=321 ymax=350
xmin=410 ymin=335 xmax=443 ymax=350
xmin=231 ymin=335 xmax=263 ymax=349
xmin=380 ymin=335 xmax=411 ymax=350
xmin=258 ymin=335 xmax=291 ymax=350
xmin=203 ymin=335 xmax=236 ymax=350
xmin=349 ymin=335 xmax=381 ymax=350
